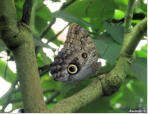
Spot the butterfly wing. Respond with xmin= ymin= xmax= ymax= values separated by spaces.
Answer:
xmin=64 ymin=23 xmax=96 ymax=52
xmin=50 ymin=23 xmax=101 ymax=82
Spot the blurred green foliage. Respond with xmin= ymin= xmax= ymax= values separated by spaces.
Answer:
xmin=0 ymin=0 xmax=147 ymax=113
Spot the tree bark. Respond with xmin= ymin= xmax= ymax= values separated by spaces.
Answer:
xmin=0 ymin=0 xmax=147 ymax=113
xmin=0 ymin=0 xmax=48 ymax=112
xmin=12 ymin=24 xmax=48 ymax=112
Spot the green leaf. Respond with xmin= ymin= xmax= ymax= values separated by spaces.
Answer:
xmin=114 ymin=0 xmax=128 ymax=11
xmin=78 ymin=97 xmax=115 ymax=113
xmin=131 ymin=57 xmax=147 ymax=84
xmin=113 ymin=9 xmax=125 ymax=19
xmin=135 ymin=51 xmax=147 ymax=58
xmin=131 ymin=80 xmax=147 ymax=105
xmin=134 ymin=0 xmax=147 ymax=14
xmin=52 ymin=11 xmax=94 ymax=29
xmin=141 ymin=44 xmax=147 ymax=52
xmin=14 ymin=0 xmax=24 ymax=20
xmin=104 ymin=23 xmax=124 ymax=44
xmin=64 ymin=0 xmax=116 ymax=31
xmin=94 ymin=33 xmax=121 ymax=65
xmin=41 ymin=76 xmax=63 ymax=90
xmin=35 ymin=5 xmax=52 ymax=33
xmin=37 ymin=51 xmax=52 ymax=67
xmin=61 ymin=79 xmax=92 ymax=98
xmin=135 ymin=44 xmax=147 ymax=58
xmin=110 ymin=79 xmax=146 ymax=112
xmin=11 ymin=91 xmax=22 ymax=109
xmin=0 ymin=59 xmax=17 ymax=82
xmin=34 ymin=38 xmax=55 ymax=51
xmin=52 ymin=39 xmax=63 ymax=46
xmin=36 ymin=6 xmax=52 ymax=21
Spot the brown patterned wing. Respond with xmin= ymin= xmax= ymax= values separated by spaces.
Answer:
xmin=50 ymin=23 xmax=101 ymax=82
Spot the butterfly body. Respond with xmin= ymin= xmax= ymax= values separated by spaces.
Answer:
xmin=50 ymin=23 xmax=100 ymax=82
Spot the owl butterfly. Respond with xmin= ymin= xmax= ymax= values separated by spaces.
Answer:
xmin=50 ymin=23 xmax=101 ymax=82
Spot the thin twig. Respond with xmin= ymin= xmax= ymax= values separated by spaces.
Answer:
xmin=4 ymin=50 xmax=10 ymax=79
xmin=4 ymin=57 xmax=8 ymax=79
xmin=47 ymin=23 xmax=69 ymax=43
xmin=38 ymin=23 xmax=69 ymax=75
xmin=48 ymin=17 xmax=147 ymax=112
xmin=21 ymin=0 xmax=33 ymax=24
xmin=46 ymin=91 xmax=60 ymax=104
xmin=10 ymin=98 xmax=22 ymax=103
xmin=48 ymin=1 xmax=147 ymax=112
xmin=12 ymin=88 xmax=20 ymax=93
xmin=124 ymin=0 xmax=136 ymax=33
xmin=43 ymin=89 xmax=58 ymax=94
xmin=39 ymin=64 xmax=51 ymax=77
xmin=40 ymin=18 xmax=56 ymax=39
xmin=8 ymin=89 xmax=59 ymax=105
xmin=39 ymin=0 xmax=76 ymax=39
xmin=0 ymin=78 xmax=19 ymax=112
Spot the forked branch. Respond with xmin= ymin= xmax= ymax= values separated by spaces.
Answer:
xmin=48 ymin=0 xmax=147 ymax=112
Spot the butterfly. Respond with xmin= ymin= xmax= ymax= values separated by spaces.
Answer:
xmin=50 ymin=23 xmax=101 ymax=82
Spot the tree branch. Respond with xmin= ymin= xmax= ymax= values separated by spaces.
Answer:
xmin=0 ymin=0 xmax=19 ymax=47
xmin=121 ymin=17 xmax=147 ymax=56
xmin=101 ymin=16 xmax=147 ymax=95
xmin=48 ymin=7 xmax=147 ymax=114
xmin=124 ymin=0 xmax=136 ymax=33
xmin=21 ymin=0 xmax=33 ymax=25
xmin=49 ymin=79 xmax=103 ymax=113
xmin=11 ymin=24 xmax=48 ymax=112
xmin=0 ymin=2 xmax=48 ymax=110
xmin=1 ymin=0 xmax=146 ymax=113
